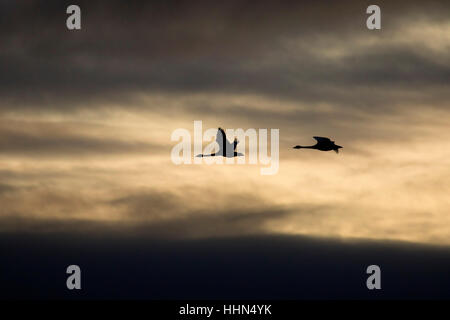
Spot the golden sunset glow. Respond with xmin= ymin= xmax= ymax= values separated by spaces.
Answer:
xmin=1 ymin=1 xmax=449 ymax=246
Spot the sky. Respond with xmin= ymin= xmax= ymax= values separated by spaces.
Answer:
xmin=0 ymin=0 xmax=450 ymax=299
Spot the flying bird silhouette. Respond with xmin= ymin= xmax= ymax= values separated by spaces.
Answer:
xmin=293 ymin=136 xmax=343 ymax=153
xmin=196 ymin=128 xmax=244 ymax=158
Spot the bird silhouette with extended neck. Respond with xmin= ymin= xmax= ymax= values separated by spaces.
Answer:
xmin=196 ymin=128 xmax=244 ymax=158
xmin=293 ymin=136 xmax=343 ymax=153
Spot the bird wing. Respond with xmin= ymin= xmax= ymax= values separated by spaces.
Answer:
xmin=313 ymin=136 xmax=331 ymax=143
xmin=216 ymin=128 xmax=226 ymax=152
xmin=216 ymin=127 xmax=235 ymax=153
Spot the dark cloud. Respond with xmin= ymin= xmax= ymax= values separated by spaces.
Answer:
xmin=0 ymin=204 xmax=294 ymax=239
xmin=110 ymin=190 xmax=184 ymax=219
xmin=0 ymin=0 xmax=449 ymax=112
xmin=0 ymin=184 xmax=295 ymax=238
xmin=0 ymin=187 xmax=98 ymax=219
xmin=0 ymin=183 xmax=16 ymax=195
xmin=1 ymin=231 xmax=450 ymax=299
xmin=0 ymin=121 xmax=164 ymax=156
xmin=130 ymin=207 xmax=294 ymax=238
